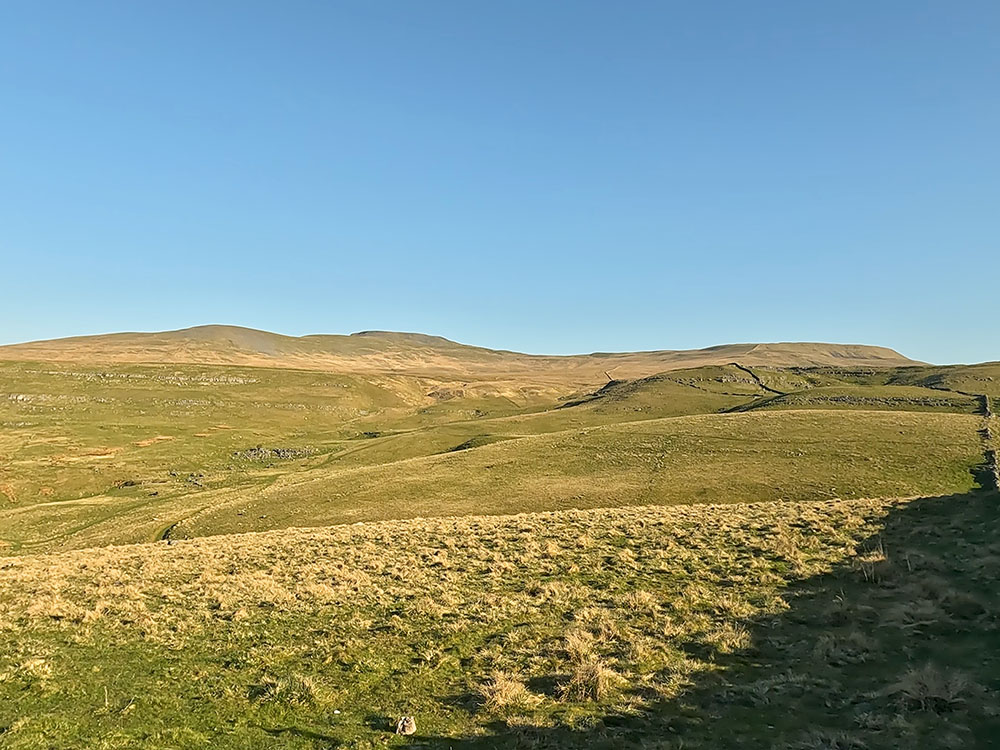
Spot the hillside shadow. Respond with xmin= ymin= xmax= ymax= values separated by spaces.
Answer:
xmin=408 ymin=490 xmax=1000 ymax=749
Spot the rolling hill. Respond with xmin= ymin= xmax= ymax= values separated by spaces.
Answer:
xmin=0 ymin=325 xmax=921 ymax=382
xmin=1 ymin=350 xmax=997 ymax=554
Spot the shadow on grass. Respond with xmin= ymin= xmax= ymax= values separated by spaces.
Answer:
xmin=411 ymin=490 xmax=1000 ymax=749
xmin=261 ymin=724 xmax=340 ymax=743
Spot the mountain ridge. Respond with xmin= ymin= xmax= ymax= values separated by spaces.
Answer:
xmin=0 ymin=325 xmax=923 ymax=382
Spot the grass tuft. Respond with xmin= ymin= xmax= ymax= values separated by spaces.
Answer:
xmin=477 ymin=671 xmax=539 ymax=714
xmin=559 ymin=656 xmax=623 ymax=702
xmin=247 ymin=672 xmax=323 ymax=706
xmin=887 ymin=665 xmax=979 ymax=714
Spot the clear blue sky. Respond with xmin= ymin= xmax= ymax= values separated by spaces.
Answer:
xmin=1 ymin=1 xmax=997 ymax=363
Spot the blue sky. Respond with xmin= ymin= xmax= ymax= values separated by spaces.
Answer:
xmin=1 ymin=1 xmax=997 ymax=363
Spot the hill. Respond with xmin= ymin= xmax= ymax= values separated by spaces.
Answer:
xmin=2 ymin=356 xmax=996 ymax=554
xmin=0 ymin=325 xmax=921 ymax=382
xmin=0 ymin=405 xmax=984 ymax=554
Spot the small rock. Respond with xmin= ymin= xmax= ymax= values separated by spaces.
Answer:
xmin=395 ymin=716 xmax=416 ymax=735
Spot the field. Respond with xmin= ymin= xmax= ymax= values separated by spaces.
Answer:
xmin=1 ymin=329 xmax=998 ymax=747
xmin=2 ymin=353 xmax=996 ymax=554
xmin=2 ymin=493 xmax=998 ymax=748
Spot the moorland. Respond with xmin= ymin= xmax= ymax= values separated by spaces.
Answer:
xmin=0 ymin=326 xmax=997 ymax=748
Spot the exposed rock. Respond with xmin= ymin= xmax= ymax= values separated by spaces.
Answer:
xmin=395 ymin=716 xmax=416 ymax=735
xmin=232 ymin=446 xmax=314 ymax=462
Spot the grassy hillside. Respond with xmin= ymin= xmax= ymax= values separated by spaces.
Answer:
xmin=0 ymin=326 xmax=921 ymax=381
xmin=1 ymin=408 xmax=983 ymax=554
xmin=558 ymin=365 xmax=766 ymax=415
xmin=785 ymin=362 xmax=1000 ymax=396
xmin=2 ymin=353 xmax=994 ymax=555
xmin=736 ymin=385 xmax=981 ymax=414
xmin=2 ymin=492 xmax=997 ymax=748
xmin=175 ymin=410 xmax=982 ymax=539
xmin=546 ymin=363 xmax=1000 ymax=419
xmin=0 ymin=360 xmax=564 ymax=507
xmin=6 ymin=359 xmax=985 ymax=513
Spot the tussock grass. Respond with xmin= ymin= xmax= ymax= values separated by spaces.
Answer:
xmin=887 ymin=665 xmax=982 ymax=714
xmin=477 ymin=672 xmax=538 ymax=714
xmin=559 ymin=656 xmax=623 ymax=702
xmin=248 ymin=673 xmax=324 ymax=706
xmin=2 ymin=493 xmax=997 ymax=747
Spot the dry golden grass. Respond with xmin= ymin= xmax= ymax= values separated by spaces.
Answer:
xmin=477 ymin=672 xmax=539 ymax=714
xmin=0 ymin=326 xmax=920 ymax=381
xmin=559 ymin=656 xmax=622 ymax=702
xmin=1 ymin=493 xmax=997 ymax=748
xmin=0 ymin=497 xmax=885 ymax=649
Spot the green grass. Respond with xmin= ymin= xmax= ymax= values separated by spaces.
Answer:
xmin=1 ymin=358 xmax=991 ymax=554
xmin=558 ymin=365 xmax=768 ymax=415
xmin=0 ymin=409 xmax=983 ymax=553
xmin=2 ymin=492 xmax=997 ymax=748
xmin=0 ymin=358 xmax=568 ymax=503
xmin=786 ymin=362 xmax=1000 ymax=396
xmin=176 ymin=409 xmax=982 ymax=538
xmin=736 ymin=385 xmax=981 ymax=414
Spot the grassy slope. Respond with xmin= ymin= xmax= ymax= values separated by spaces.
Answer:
xmin=786 ymin=362 xmax=1000 ymax=396
xmin=7 ymin=359 xmax=993 ymax=512
xmin=0 ymin=360 xmax=565 ymax=505
xmin=0 ymin=361 xmax=780 ymax=511
xmin=2 ymin=492 xmax=997 ymax=749
xmin=6 ymin=360 xmax=987 ymax=511
xmin=2 ymin=347 xmax=998 ymax=747
xmin=1 ymin=357 xmax=991 ymax=554
xmin=0 ymin=409 xmax=983 ymax=553
xmin=175 ymin=409 xmax=981 ymax=536
xmin=312 ymin=364 xmax=772 ymax=470
xmin=737 ymin=385 xmax=981 ymax=414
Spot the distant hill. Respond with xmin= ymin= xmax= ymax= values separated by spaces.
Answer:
xmin=0 ymin=325 xmax=921 ymax=382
